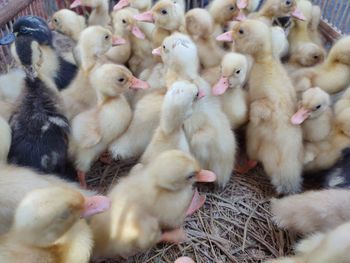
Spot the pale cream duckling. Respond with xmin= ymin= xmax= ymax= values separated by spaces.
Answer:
xmin=212 ymin=52 xmax=250 ymax=129
xmin=271 ymin=189 xmax=350 ymax=235
xmin=218 ymin=20 xmax=303 ymax=194
xmin=266 ymin=221 xmax=350 ymax=263
xmin=0 ymin=116 xmax=11 ymax=163
xmin=91 ymin=150 xmax=216 ymax=259
xmin=208 ymin=0 xmax=247 ymax=38
xmin=292 ymin=36 xmax=350 ymax=94
xmin=134 ymin=0 xmax=186 ymax=48
xmin=70 ymin=0 xmax=110 ymax=27
xmin=113 ymin=0 xmax=152 ymax=12
xmin=49 ymin=9 xmax=86 ymax=42
xmin=70 ymin=64 xmax=149 ymax=187
xmin=334 ymin=86 xmax=350 ymax=125
xmin=140 ymin=81 xmax=203 ymax=164
xmin=185 ymin=8 xmax=225 ymax=69
xmin=61 ymin=26 xmax=125 ymax=120
xmin=291 ymin=87 xmax=332 ymax=142
xmin=153 ymin=33 xmax=236 ymax=187
xmin=0 ymin=186 xmax=110 ymax=263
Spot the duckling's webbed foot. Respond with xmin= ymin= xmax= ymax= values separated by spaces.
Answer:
xmin=161 ymin=227 xmax=187 ymax=244
xmin=235 ymin=159 xmax=258 ymax=174
xmin=186 ymin=188 xmax=206 ymax=216
xmin=77 ymin=170 xmax=87 ymax=189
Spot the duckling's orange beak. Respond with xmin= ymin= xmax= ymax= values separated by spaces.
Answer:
xmin=196 ymin=169 xmax=217 ymax=182
xmin=234 ymin=10 xmax=246 ymax=21
xmin=70 ymin=0 xmax=82 ymax=9
xmin=113 ymin=0 xmax=130 ymax=11
xmin=291 ymin=7 xmax=306 ymax=21
xmin=81 ymin=195 xmax=111 ymax=218
xmin=186 ymin=188 xmax=206 ymax=216
xmin=112 ymin=36 xmax=127 ymax=46
xmin=131 ymin=25 xmax=145 ymax=39
xmin=130 ymin=76 xmax=149 ymax=89
xmin=152 ymin=46 xmax=162 ymax=56
xmin=216 ymin=31 xmax=234 ymax=42
xmin=213 ymin=76 xmax=229 ymax=95
xmin=237 ymin=0 xmax=248 ymax=9
xmin=291 ymin=107 xmax=310 ymax=125
xmin=134 ymin=11 xmax=155 ymax=23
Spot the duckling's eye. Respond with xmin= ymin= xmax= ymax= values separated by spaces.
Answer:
xmin=315 ymin=105 xmax=321 ymax=110
xmin=239 ymin=29 xmax=244 ymax=35
xmin=161 ymin=9 xmax=168 ymax=15
xmin=105 ymin=35 xmax=110 ymax=40
xmin=229 ymin=5 xmax=235 ymax=11
xmin=53 ymin=18 xmax=58 ymax=23
xmin=122 ymin=19 xmax=127 ymax=24
xmin=236 ymin=69 xmax=241 ymax=74
xmin=118 ymin=77 xmax=125 ymax=82
xmin=187 ymin=172 xmax=196 ymax=180
xmin=285 ymin=0 xmax=292 ymax=6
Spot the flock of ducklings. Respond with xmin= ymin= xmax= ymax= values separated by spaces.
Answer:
xmin=0 ymin=0 xmax=350 ymax=262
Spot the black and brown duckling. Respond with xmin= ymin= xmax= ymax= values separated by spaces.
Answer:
xmin=0 ymin=16 xmax=77 ymax=91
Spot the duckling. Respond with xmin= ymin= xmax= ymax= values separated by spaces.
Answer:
xmin=70 ymin=64 xmax=149 ymax=187
xmin=291 ymin=87 xmax=332 ymax=142
xmin=271 ymin=188 xmax=350 ymax=234
xmin=0 ymin=186 xmax=110 ymax=263
xmin=185 ymin=8 xmax=225 ymax=69
xmin=0 ymin=117 xmax=11 ymax=163
xmin=140 ymin=81 xmax=201 ymax=164
xmin=7 ymin=37 xmax=77 ymax=181
xmin=134 ymin=0 xmax=186 ymax=48
xmin=266 ymin=221 xmax=350 ymax=263
xmin=113 ymin=0 xmax=152 ymax=12
xmin=208 ymin=0 xmax=247 ymax=37
xmin=219 ymin=20 xmax=303 ymax=194
xmin=212 ymin=52 xmax=250 ymax=129
xmin=155 ymin=33 xmax=236 ymax=187
xmin=0 ymin=16 xmax=78 ymax=91
xmin=70 ymin=0 xmax=110 ymax=27
xmin=0 ymin=163 xmax=100 ymax=234
xmin=91 ymin=150 xmax=215 ymax=259
xmin=49 ymin=9 xmax=86 ymax=42
xmin=239 ymin=0 xmax=261 ymax=15
xmin=291 ymin=36 xmax=350 ymax=94
xmin=60 ymin=26 xmax=125 ymax=120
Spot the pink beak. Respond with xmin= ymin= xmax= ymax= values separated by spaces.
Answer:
xmin=216 ymin=31 xmax=234 ymax=42
xmin=174 ymin=257 xmax=195 ymax=263
xmin=196 ymin=169 xmax=217 ymax=182
xmin=130 ymin=76 xmax=149 ymax=89
xmin=213 ymin=76 xmax=229 ymax=95
xmin=48 ymin=21 xmax=54 ymax=30
xmin=197 ymin=89 xmax=206 ymax=99
xmin=234 ymin=10 xmax=246 ymax=21
xmin=237 ymin=0 xmax=248 ymax=9
xmin=292 ymin=8 xmax=306 ymax=21
xmin=133 ymin=11 xmax=155 ymax=23
xmin=152 ymin=46 xmax=162 ymax=56
xmin=81 ymin=195 xmax=111 ymax=218
xmin=291 ymin=107 xmax=310 ymax=125
xmin=131 ymin=25 xmax=145 ymax=39
xmin=70 ymin=0 xmax=82 ymax=9
xmin=113 ymin=0 xmax=130 ymax=11
xmin=112 ymin=36 xmax=127 ymax=46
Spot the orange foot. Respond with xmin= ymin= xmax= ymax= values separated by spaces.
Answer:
xmin=77 ymin=170 xmax=87 ymax=189
xmin=235 ymin=159 xmax=258 ymax=174
xmin=161 ymin=227 xmax=187 ymax=243
xmin=99 ymin=152 xmax=113 ymax=165
xmin=186 ymin=188 xmax=206 ymax=216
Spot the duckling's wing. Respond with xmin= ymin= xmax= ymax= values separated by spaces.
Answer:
xmin=73 ymin=112 xmax=102 ymax=148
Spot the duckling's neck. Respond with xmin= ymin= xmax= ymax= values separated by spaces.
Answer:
xmin=90 ymin=0 xmax=110 ymax=26
xmin=253 ymin=51 xmax=274 ymax=64
xmin=96 ymin=92 xmax=120 ymax=105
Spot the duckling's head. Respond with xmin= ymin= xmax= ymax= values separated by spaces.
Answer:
xmin=113 ymin=0 xmax=151 ymax=12
xmin=328 ymin=36 xmax=350 ymax=66
xmin=213 ymin=52 xmax=249 ymax=95
xmin=148 ymin=150 xmax=216 ymax=191
xmin=154 ymin=33 xmax=199 ymax=76
xmin=90 ymin=63 xmax=149 ymax=97
xmin=217 ymin=19 xmax=272 ymax=57
xmin=12 ymin=187 xmax=110 ymax=247
xmin=261 ymin=0 xmax=306 ymax=21
xmin=112 ymin=8 xmax=146 ymax=39
xmin=185 ymin=8 xmax=213 ymax=38
xmin=209 ymin=0 xmax=245 ymax=25
xmin=289 ymin=43 xmax=325 ymax=67
xmin=134 ymin=0 xmax=184 ymax=31
xmin=70 ymin=0 xmax=107 ymax=9
xmin=49 ymin=9 xmax=86 ymax=41
xmin=291 ymin=87 xmax=330 ymax=124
